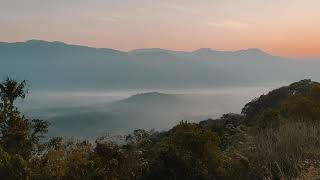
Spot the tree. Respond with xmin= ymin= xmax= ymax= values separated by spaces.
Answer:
xmin=0 ymin=78 xmax=48 ymax=179
xmin=0 ymin=77 xmax=27 ymax=109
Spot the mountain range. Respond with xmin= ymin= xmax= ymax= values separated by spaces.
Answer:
xmin=1 ymin=40 xmax=319 ymax=90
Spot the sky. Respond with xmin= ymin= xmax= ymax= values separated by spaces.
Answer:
xmin=1 ymin=0 xmax=320 ymax=58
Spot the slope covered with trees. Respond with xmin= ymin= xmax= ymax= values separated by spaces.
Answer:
xmin=1 ymin=78 xmax=320 ymax=179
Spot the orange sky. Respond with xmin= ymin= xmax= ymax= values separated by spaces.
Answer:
xmin=1 ymin=0 xmax=320 ymax=58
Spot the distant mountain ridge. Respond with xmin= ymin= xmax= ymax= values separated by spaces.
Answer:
xmin=0 ymin=39 xmax=271 ymax=56
xmin=1 ymin=39 xmax=320 ymax=90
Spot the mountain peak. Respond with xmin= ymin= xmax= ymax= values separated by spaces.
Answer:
xmin=25 ymin=39 xmax=49 ymax=44
xmin=119 ymin=92 xmax=179 ymax=104
xmin=129 ymin=48 xmax=184 ymax=55
xmin=234 ymin=48 xmax=270 ymax=56
xmin=193 ymin=48 xmax=217 ymax=53
xmin=191 ymin=48 xmax=221 ymax=56
xmin=26 ymin=39 xmax=48 ymax=43
xmin=25 ymin=39 xmax=67 ymax=46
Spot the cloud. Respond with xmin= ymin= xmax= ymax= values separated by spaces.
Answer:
xmin=97 ymin=15 xmax=121 ymax=22
xmin=160 ymin=2 xmax=197 ymax=15
xmin=237 ymin=17 xmax=257 ymax=24
xmin=207 ymin=19 xmax=251 ymax=29
xmin=159 ymin=2 xmax=254 ymax=30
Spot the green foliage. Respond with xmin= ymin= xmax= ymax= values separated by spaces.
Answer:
xmin=0 ymin=78 xmax=48 ymax=180
xmin=280 ymin=88 xmax=320 ymax=123
xmin=0 ymin=77 xmax=27 ymax=104
xmin=200 ymin=113 xmax=245 ymax=135
xmin=254 ymin=109 xmax=280 ymax=129
xmin=142 ymin=122 xmax=223 ymax=180
xmin=0 ymin=146 xmax=30 ymax=180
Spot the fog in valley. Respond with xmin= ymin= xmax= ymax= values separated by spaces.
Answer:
xmin=16 ymin=84 xmax=283 ymax=138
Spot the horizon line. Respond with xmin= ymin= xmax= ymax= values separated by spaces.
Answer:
xmin=1 ymin=39 xmax=317 ymax=60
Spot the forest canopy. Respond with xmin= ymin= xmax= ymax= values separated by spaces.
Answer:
xmin=1 ymin=78 xmax=320 ymax=179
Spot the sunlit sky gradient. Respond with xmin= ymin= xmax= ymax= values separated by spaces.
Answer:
xmin=1 ymin=0 xmax=320 ymax=58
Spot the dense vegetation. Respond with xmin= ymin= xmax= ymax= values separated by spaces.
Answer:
xmin=1 ymin=78 xmax=320 ymax=179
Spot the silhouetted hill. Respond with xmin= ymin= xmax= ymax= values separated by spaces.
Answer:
xmin=200 ymin=79 xmax=320 ymax=128
xmin=33 ymin=92 xmax=185 ymax=137
xmin=241 ymin=79 xmax=320 ymax=119
xmin=114 ymin=92 xmax=180 ymax=105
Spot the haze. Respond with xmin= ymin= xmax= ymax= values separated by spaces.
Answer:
xmin=1 ymin=0 xmax=320 ymax=58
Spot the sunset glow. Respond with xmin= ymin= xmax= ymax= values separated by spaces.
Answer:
xmin=1 ymin=0 xmax=320 ymax=58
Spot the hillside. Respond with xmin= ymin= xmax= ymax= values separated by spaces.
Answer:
xmin=198 ymin=79 xmax=320 ymax=179
xmin=201 ymin=79 xmax=320 ymax=128
xmin=36 ymin=92 xmax=186 ymax=137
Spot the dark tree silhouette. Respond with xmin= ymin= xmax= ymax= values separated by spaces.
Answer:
xmin=0 ymin=77 xmax=27 ymax=106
